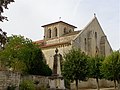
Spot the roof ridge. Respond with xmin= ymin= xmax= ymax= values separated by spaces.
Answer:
xmin=41 ymin=21 xmax=77 ymax=28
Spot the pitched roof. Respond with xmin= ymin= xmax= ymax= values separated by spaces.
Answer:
xmin=35 ymin=40 xmax=44 ymax=43
xmin=41 ymin=21 xmax=77 ymax=28
xmin=34 ymin=40 xmax=44 ymax=46
xmin=34 ymin=30 xmax=80 ymax=48
xmin=73 ymin=16 xmax=99 ymax=41
xmin=62 ymin=30 xmax=81 ymax=37
xmin=35 ymin=40 xmax=71 ymax=48
xmin=41 ymin=41 xmax=71 ymax=48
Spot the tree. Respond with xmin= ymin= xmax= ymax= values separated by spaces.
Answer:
xmin=88 ymin=56 xmax=104 ymax=90
xmin=0 ymin=35 xmax=52 ymax=76
xmin=0 ymin=0 xmax=14 ymax=22
xmin=19 ymin=42 xmax=52 ymax=76
xmin=62 ymin=48 xmax=89 ymax=90
xmin=102 ymin=51 xmax=120 ymax=90
xmin=0 ymin=0 xmax=14 ymax=49
xmin=0 ymin=28 xmax=7 ymax=49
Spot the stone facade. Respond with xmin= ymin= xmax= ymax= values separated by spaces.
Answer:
xmin=35 ymin=16 xmax=113 ymax=89
xmin=36 ymin=16 xmax=112 ymax=70
xmin=72 ymin=17 xmax=112 ymax=56
xmin=42 ymin=21 xmax=76 ymax=39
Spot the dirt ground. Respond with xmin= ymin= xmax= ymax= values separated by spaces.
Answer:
xmin=81 ymin=88 xmax=115 ymax=90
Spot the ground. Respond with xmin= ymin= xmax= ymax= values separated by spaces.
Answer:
xmin=82 ymin=87 xmax=114 ymax=90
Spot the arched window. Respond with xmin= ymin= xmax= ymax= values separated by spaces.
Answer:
xmin=48 ymin=29 xmax=51 ymax=38
xmin=54 ymin=27 xmax=57 ymax=37
xmin=64 ymin=27 xmax=67 ymax=34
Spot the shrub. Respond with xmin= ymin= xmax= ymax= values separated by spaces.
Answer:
xmin=19 ymin=80 xmax=35 ymax=90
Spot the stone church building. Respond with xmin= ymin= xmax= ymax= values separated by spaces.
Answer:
xmin=35 ymin=16 xmax=112 ymax=69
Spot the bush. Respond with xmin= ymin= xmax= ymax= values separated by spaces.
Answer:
xmin=19 ymin=80 xmax=35 ymax=90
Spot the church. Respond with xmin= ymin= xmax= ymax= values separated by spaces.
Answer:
xmin=35 ymin=16 xmax=112 ymax=69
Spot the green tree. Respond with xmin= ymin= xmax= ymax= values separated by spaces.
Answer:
xmin=102 ymin=51 xmax=120 ymax=89
xmin=0 ymin=29 xmax=7 ymax=49
xmin=20 ymin=42 xmax=52 ymax=76
xmin=0 ymin=35 xmax=31 ymax=72
xmin=0 ymin=0 xmax=14 ymax=22
xmin=0 ymin=0 xmax=14 ymax=49
xmin=62 ymin=48 xmax=89 ymax=90
xmin=0 ymin=35 xmax=52 ymax=76
xmin=88 ymin=56 xmax=104 ymax=90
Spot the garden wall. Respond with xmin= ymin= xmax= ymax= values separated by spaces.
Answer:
xmin=0 ymin=71 xmax=114 ymax=90
xmin=71 ymin=78 xmax=114 ymax=89
xmin=0 ymin=71 xmax=49 ymax=90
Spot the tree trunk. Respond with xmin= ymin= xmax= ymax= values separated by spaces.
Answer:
xmin=114 ymin=79 xmax=117 ymax=89
xmin=96 ymin=77 xmax=100 ymax=90
xmin=117 ymin=80 xmax=120 ymax=90
xmin=75 ymin=79 xmax=78 ymax=90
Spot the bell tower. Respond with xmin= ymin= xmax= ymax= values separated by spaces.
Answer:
xmin=42 ymin=21 xmax=77 ymax=40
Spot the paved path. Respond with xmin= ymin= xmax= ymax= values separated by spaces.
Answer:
xmin=81 ymin=88 xmax=115 ymax=90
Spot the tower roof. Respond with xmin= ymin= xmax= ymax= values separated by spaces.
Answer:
xmin=41 ymin=21 xmax=77 ymax=28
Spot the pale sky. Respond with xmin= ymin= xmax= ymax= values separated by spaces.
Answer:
xmin=0 ymin=0 xmax=120 ymax=50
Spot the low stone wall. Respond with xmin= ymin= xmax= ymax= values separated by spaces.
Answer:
xmin=70 ymin=78 xmax=114 ymax=90
xmin=21 ymin=75 xmax=49 ymax=87
xmin=0 ymin=71 xmax=20 ymax=90
xmin=0 ymin=71 xmax=115 ymax=90
xmin=0 ymin=71 xmax=49 ymax=90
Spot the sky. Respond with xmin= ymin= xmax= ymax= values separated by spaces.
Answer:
xmin=0 ymin=0 xmax=120 ymax=50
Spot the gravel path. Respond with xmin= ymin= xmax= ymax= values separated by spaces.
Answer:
xmin=81 ymin=88 xmax=115 ymax=90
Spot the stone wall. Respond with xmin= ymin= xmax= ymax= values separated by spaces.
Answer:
xmin=0 ymin=71 xmax=20 ymax=90
xmin=0 ymin=71 xmax=49 ymax=90
xmin=72 ymin=17 xmax=112 ymax=56
xmin=70 ymin=78 xmax=114 ymax=90
xmin=46 ymin=34 xmax=76 ymax=45
xmin=43 ymin=21 xmax=75 ymax=39
xmin=42 ymin=45 xmax=72 ymax=69
xmin=21 ymin=75 xmax=49 ymax=88
xmin=0 ymin=71 xmax=115 ymax=90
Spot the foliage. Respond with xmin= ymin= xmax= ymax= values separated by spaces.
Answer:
xmin=0 ymin=35 xmax=32 ymax=73
xmin=19 ymin=42 xmax=52 ymax=76
xmin=102 ymin=51 xmax=120 ymax=80
xmin=101 ymin=51 xmax=120 ymax=89
xmin=0 ymin=0 xmax=14 ymax=22
xmin=19 ymin=80 xmax=35 ymax=90
xmin=0 ymin=0 xmax=14 ymax=49
xmin=88 ymin=55 xmax=104 ymax=78
xmin=88 ymin=55 xmax=104 ymax=90
xmin=0 ymin=35 xmax=52 ymax=76
xmin=0 ymin=29 xmax=7 ymax=49
xmin=62 ymin=48 xmax=89 ymax=90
